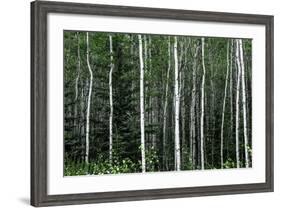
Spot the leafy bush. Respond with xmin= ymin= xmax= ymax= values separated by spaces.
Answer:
xmin=64 ymin=154 xmax=141 ymax=176
xmin=223 ymin=158 xmax=236 ymax=169
xmin=145 ymin=147 xmax=159 ymax=172
xmin=64 ymin=146 xmax=162 ymax=176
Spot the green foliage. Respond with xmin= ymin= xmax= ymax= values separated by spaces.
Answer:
xmin=184 ymin=160 xmax=195 ymax=171
xmin=65 ymin=146 xmax=162 ymax=175
xmin=64 ymin=154 xmax=141 ymax=176
xmin=223 ymin=158 xmax=236 ymax=169
xmin=145 ymin=147 xmax=159 ymax=172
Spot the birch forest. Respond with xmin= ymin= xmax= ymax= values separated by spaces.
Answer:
xmin=64 ymin=31 xmax=252 ymax=176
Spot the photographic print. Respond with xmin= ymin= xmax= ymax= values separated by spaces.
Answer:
xmin=64 ymin=31 xmax=252 ymax=176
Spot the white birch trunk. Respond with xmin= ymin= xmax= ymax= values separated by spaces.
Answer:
xmin=235 ymin=39 xmax=241 ymax=168
xmin=80 ymin=88 xmax=85 ymax=138
xmin=109 ymin=35 xmax=114 ymax=163
xmin=180 ymin=40 xmax=186 ymax=165
xmin=189 ymin=43 xmax=199 ymax=169
xmin=85 ymin=32 xmax=93 ymax=164
xmin=239 ymin=39 xmax=249 ymax=168
xmin=200 ymin=38 xmax=206 ymax=170
xmin=174 ymin=37 xmax=181 ymax=171
xmin=228 ymin=40 xmax=234 ymax=159
xmin=138 ymin=35 xmax=146 ymax=173
xmin=163 ymin=37 xmax=171 ymax=169
xmin=220 ymin=41 xmax=230 ymax=168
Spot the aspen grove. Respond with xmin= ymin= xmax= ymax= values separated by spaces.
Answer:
xmin=64 ymin=31 xmax=252 ymax=175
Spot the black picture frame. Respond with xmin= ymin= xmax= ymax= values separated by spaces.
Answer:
xmin=31 ymin=0 xmax=274 ymax=206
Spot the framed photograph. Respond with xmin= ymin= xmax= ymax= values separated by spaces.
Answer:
xmin=31 ymin=0 xmax=274 ymax=206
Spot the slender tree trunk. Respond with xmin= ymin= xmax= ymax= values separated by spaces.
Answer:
xmin=239 ymin=39 xmax=249 ymax=168
xmin=196 ymin=92 xmax=201 ymax=169
xmin=180 ymin=68 xmax=185 ymax=166
xmin=178 ymin=40 xmax=183 ymax=165
xmin=85 ymin=32 xmax=93 ymax=164
xmin=209 ymin=56 xmax=215 ymax=168
xmin=109 ymin=35 xmax=114 ymax=163
xmin=228 ymin=40 xmax=234 ymax=159
xmin=220 ymin=41 xmax=230 ymax=168
xmin=143 ymin=35 xmax=149 ymax=146
xmin=163 ymin=37 xmax=171 ymax=170
xmin=138 ymin=35 xmax=146 ymax=173
xmin=235 ymin=39 xmax=241 ymax=168
xmin=181 ymin=85 xmax=185 ymax=166
xmin=80 ymin=87 xmax=85 ymax=159
xmin=174 ymin=37 xmax=181 ymax=171
xmin=200 ymin=38 xmax=206 ymax=170
xmin=74 ymin=32 xmax=81 ymax=141
xmin=189 ymin=43 xmax=199 ymax=169
xmin=181 ymin=39 xmax=188 ymax=167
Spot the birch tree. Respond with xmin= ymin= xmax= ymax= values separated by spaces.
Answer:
xmin=163 ymin=37 xmax=171 ymax=169
xmin=138 ymin=34 xmax=146 ymax=172
xmin=235 ymin=39 xmax=241 ymax=168
xmin=228 ymin=40 xmax=234 ymax=159
xmin=220 ymin=41 xmax=230 ymax=168
xmin=189 ymin=42 xmax=199 ymax=168
xmin=174 ymin=36 xmax=181 ymax=171
xmin=109 ymin=35 xmax=114 ymax=163
xmin=85 ymin=32 xmax=93 ymax=164
xmin=239 ymin=39 xmax=249 ymax=168
xmin=144 ymin=35 xmax=149 ymax=144
xmin=180 ymin=39 xmax=187 ymax=165
xmin=200 ymin=37 xmax=206 ymax=170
